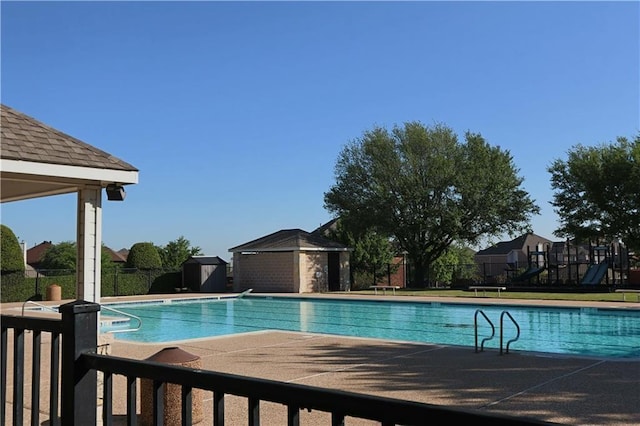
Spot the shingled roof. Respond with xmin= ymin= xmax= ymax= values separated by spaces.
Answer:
xmin=1 ymin=104 xmax=138 ymax=202
xmin=229 ymin=229 xmax=350 ymax=252
xmin=182 ymin=256 xmax=228 ymax=265
xmin=1 ymin=104 xmax=137 ymax=171
xmin=475 ymin=233 xmax=553 ymax=256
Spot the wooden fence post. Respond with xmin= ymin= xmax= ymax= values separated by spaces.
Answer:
xmin=60 ymin=300 xmax=99 ymax=425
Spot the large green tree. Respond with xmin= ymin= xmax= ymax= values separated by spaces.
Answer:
xmin=157 ymin=236 xmax=202 ymax=271
xmin=430 ymin=244 xmax=476 ymax=285
xmin=40 ymin=241 xmax=76 ymax=270
xmin=1 ymin=224 xmax=25 ymax=273
xmin=548 ymin=134 xmax=640 ymax=251
xmin=39 ymin=241 xmax=115 ymax=271
xmin=324 ymin=122 xmax=539 ymax=287
xmin=325 ymin=219 xmax=395 ymax=288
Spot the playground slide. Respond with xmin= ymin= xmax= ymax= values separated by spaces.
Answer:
xmin=514 ymin=266 xmax=544 ymax=282
xmin=581 ymin=264 xmax=598 ymax=284
xmin=581 ymin=262 xmax=608 ymax=285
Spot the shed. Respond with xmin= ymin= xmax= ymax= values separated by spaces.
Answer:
xmin=182 ymin=256 xmax=228 ymax=292
xmin=229 ymin=229 xmax=352 ymax=293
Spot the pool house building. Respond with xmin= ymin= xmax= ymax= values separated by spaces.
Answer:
xmin=229 ymin=228 xmax=352 ymax=293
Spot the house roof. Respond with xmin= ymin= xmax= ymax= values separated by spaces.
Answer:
xmin=475 ymin=233 xmax=554 ymax=256
xmin=26 ymin=241 xmax=127 ymax=265
xmin=229 ymin=229 xmax=350 ymax=253
xmin=105 ymin=246 xmax=127 ymax=263
xmin=183 ymin=256 xmax=228 ymax=265
xmin=1 ymin=104 xmax=138 ymax=202
xmin=26 ymin=241 xmax=53 ymax=265
xmin=311 ymin=218 xmax=339 ymax=236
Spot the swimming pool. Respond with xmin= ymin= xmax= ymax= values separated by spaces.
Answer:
xmin=103 ymin=296 xmax=640 ymax=358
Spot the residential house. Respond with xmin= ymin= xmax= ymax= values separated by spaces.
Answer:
xmin=474 ymin=233 xmax=554 ymax=283
xmin=117 ymin=248 xmax=130 ymax=262
xmin=105 ymin=246 xmax=127 ymax=265
xmin=26 ymin=241 xmax=127 ymax=271
xmin=26 ymin=241 xmax=53 ymax=270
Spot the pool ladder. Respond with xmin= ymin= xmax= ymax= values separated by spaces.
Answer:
xmin=474 ymin=309 xmax=520 ymax=355
xmin=101 ymin=305 xmax=143 ymax=334
xmin=21 ymin=299 xmax=59 ymax=316
xmin=21 ymin=300 xmax=142 ymax=333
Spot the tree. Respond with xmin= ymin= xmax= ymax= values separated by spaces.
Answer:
xmin=39 ymin=241 xmax=116 ymax=271
xmin=126 ymin=242 xmax=163 ymax=270
xmin=1 ymin=224 xmax=25 ymax=273
xmin=40 ymin=241 xmax=76 ymax=270
xmin=430 ymin=244 xmax=476 ymax=285
xmin=548 ymin=134 xmax=640 ymax=252
xmin=325 ymin=219 xmax=395 ymax=287
xmin=324 ymin=122 xmax=539 ymax=287
xmin=100 ymin=246 xmax=119 ymax=272
xmin=158 ymin=236 xmax=202 ymax=271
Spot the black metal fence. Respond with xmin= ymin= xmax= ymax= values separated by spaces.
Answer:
xmin=2 ymin=300 xmax=551 ymax=425
xmin=1 ymin=268 xmax=183 ymax=303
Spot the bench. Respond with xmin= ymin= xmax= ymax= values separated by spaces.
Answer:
xmin=615 ymin=289 xmax=640 ymax=301
xmin=469 ymin=286 xmax=507 ymax=297
xmin=370 ymin=285 xmax=400 ymax=295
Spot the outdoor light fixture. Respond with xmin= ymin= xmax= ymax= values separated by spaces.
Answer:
xmin=105 ymin=183 xmax=126 ymax=201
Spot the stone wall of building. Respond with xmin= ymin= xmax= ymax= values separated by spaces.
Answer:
xmin=233 ymin=251 xmax=295 ymax=292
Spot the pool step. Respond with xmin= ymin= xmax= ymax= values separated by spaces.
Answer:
xmin=100 ymin=316 xmax=131 ymax=327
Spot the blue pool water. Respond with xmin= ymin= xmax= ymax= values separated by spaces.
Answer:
xmin=103 ymin=296 xmax=640 ymax=358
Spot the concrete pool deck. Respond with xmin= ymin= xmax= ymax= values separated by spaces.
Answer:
xmin=3 ymin=293 xmax=639 ymax=425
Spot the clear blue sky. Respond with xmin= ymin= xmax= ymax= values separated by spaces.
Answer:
xmin=2 ymin=1 xmax=638 ymax=260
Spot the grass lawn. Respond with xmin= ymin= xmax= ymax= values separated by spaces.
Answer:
xmin=348 ymin=288 xmax=639 ymax=303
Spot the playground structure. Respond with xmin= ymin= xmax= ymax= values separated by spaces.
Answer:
xmin=504 ymin=241 xmax=634 ymax=288
xmin=510 ymin=245 xmax=547 ymax=284
xmin=579 ymin=246 xmax=610 ymax=285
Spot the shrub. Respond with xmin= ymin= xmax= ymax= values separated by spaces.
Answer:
xmin=149 ymin=271 xmax=181 ymax=294
xmin=1 ymin=267 xmax=181 ymax=302
xmin=0 ymin=269 xmax=76 ymax=303
xmin=39 ymin=241 xmax=76 ymax=270
xmin=1 ymin=272 xmax=30 ymax=302
xmin=1 ymin=224 xmax=25 ymax=273
xmin=126 ymin=242 xmax=162 ymax=270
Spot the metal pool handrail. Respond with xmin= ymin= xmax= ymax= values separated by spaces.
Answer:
xmin=500 ymin=310 xmax=521 ymax=355
xmin=21 ymin=300 xmax=59 ymax=317
xmin=474 ymin=309 xmax=495 ymax=353
xmin=100 ymin=305 xmax=142 ymax=334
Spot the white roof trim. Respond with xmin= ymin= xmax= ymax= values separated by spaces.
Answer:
xmin=1 ymin=159 xmax=138 ymax=184
xmin=232 ymin=246 xmax=352 ymax=253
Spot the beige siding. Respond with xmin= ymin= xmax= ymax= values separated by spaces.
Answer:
xmin=233 ymin=249 xmax=351 ymax=293
xmin=300 ymin=252 xmax=326 ymax=293
xmin=340 ymin=251 xmax=351 ymax=290
xmin=233 ymin=251 xmax=295 ymax=292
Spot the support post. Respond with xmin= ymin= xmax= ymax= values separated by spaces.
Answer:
xmin=60 ymin=300 xmax=100 ymax=425
xmin=77 ymin=187 xmax=103 ymax=303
